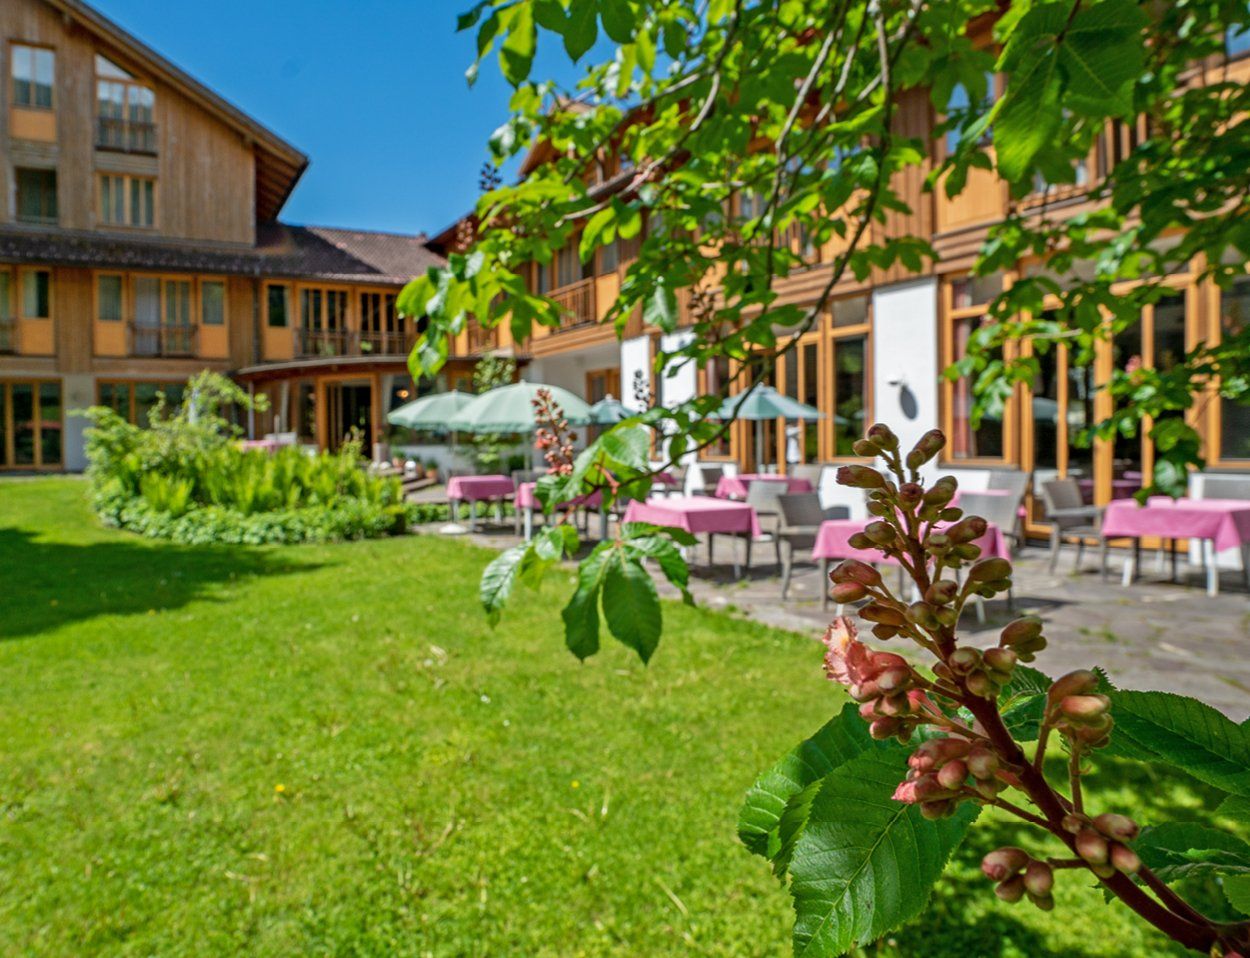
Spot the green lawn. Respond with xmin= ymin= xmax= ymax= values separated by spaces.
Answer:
xmin=0 ymin=478 xmax=1225 ymax=956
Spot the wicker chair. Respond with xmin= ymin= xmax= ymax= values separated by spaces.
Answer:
xmin=1040 ymin=478 xmax=1102 ymax=573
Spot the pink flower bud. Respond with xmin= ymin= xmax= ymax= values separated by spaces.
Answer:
xmin=875 ymin=666 xmax=912 ymax=693
xmin=905 ymin=429 xmax=946 ymax=470
xmin=981 ymin=847 xmax=1029 ymax=881
xmin=830 ymin=581 xmax=869 ymax=604
xmin=994 ymin=876 xmax=1025 ymax=903
xmin=1075 ymin=829 xmax=1109 ymax=865
xmin=866 ymin=423 xmax=899 ymax=451
xmin=1047 ymin=670 xmax=1099 ymax=704
xmin=1022 ymin=860 xmax=1054 ymax=897
xmin=920 ymin=799 xmax=955 ymax=820
xmin=936 ymin=760 xmax=968 ymax=790
xmin=925 ymin=580 xmax=959 ymax=606
xmin=1000 ymin=616 xmax=1043 ymax=647
xmin=836 ymin=465 xmax=886 ymax=489
xmin=966 ymin=747 xmax=999 ymax=780
xmin=983 ymin=647 xmax=1018 ymax=674
xmin=1110 ymin=842 xmax=1141 ymax=875
xmin=897 ymin=482 xmax=923 ymax=504
xmin=947 ymin=516 xmax=988 ymax=544
xmin=948 ymin=647 xmax=982 ymax=673
xmin=1092 ymin=813 xmax=1139 ymax=842
xmin=864 ymin=521 xmax=896 ymax=545
xmin=852 ymin=439 xmax=878 ymax=457
xmin=859 ymin=603 xmax=908 ymax=627
xmin=1059 ymin=694 xmax=1111 ymax=724
xmin=923 ymin=476 xmax=958 ymax=505
xmin=969 ymin=557 xmax=1012 ymax=583
xmin=830 ymin=559 xmax=883 ymax=588
xmin=868 ymin=717 xmax=901 ymax=740
xmin=965 ymin=670 xmax=996 ymax=698
xmin=1026 ymin=891 xmax=1055 ymax=911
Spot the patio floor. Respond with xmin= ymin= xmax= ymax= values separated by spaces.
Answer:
xmin=441 ymin=516 xmax=1250 ymax=721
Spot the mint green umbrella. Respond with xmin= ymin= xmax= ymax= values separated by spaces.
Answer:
xmin=712 ymin=385 xmax=822 ymax=472
xmin=446 ymin=382 xmax=592 ymax=434
xmin=386 ymin=390 xmax=473 ymax=433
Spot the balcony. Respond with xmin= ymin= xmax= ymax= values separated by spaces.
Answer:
xmin=130 ymin=323 xmax=196 ymax=358
xmin=551 ymin=277 xmax=597 ymax=329
xmin=467 ymin=320 xmax=497 ymax=353
xmin=0 ymin=319 xmax=15 ymax=354
xmin=96 ymin=117 xmax=158 ymax=155
xmin=297 ymin=327 xmax=415 ymax=358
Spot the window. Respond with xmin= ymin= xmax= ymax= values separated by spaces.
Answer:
xmin=130 ymin=277 xmax=192 ymax=356
xmin=299 ymin=287 xmax=349 ymax=354
xmin=200 ymin=281 xmax=225 ymax=326
xmin=360 ymin=291 xmax=401 ymax=351
xmin=0 ymin=273 xmax=12 ymax=353
xmin=266 ymin=285 xmax=289 ymax=327
xmin=97 ymin=275 xmax=123 ymax=322
xmin=16 ymin=168 xmax=57 ymax=224
xmin=944 ymin=73 xmax=996 ymax=153
xmin=11 ymin=45 xmax=54 ymax=110
xmin=99 ymin=380 xmax=184 ymax=427
xmin=1219 ymin=277 xmax=1250 ymax=460
xmin=599 ymin=238 xmax=619 ymax=274
xmin=0 ymin=380 xmax=60 ymax=468
xmin=945 ymin=274 xmax=1006 ymax=460
xmin=829 ymin=295 xmax=871 ymax=456
xmin=98 ymin=174 xmax=154 ymax=228
xmin=21 ymin=270 xmax=50 ymax=319
xmin=554 ymin=243 xmax=590 ymax=289
xmin=95 ymin=55 xmax=155 ymax=153
xmin=701 ymin=355 xmax=734 ymax=457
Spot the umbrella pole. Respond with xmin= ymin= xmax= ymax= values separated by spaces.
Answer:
xmin=755 ymin=420 xmax=764 ymax=473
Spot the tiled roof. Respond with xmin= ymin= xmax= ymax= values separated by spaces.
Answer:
xmin=0 ymin=223 xmax=444 ymax=285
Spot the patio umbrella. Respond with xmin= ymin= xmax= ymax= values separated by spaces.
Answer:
xmin=711 ymin=385 xmax=823 ymax=472
xmin=446 ymin=381 xmax=592 ymax=434
xmin=385 ymin=390 xmax=473 ymax=433
xmin=586 ymin=394 xmax=632 ymax=425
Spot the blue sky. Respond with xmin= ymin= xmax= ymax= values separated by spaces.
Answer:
xmin=93 ymin=0 xmax=592 ymax=238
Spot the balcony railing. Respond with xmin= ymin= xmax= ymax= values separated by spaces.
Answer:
xmin=130 ymin=323 xmax=196 ymax=358
xmin=0 ymin=319 xmax=15 ymax=354
xmin=467 ymin=321 xmax=497 ymax=353
xmin=297 ymin=327 xmax=415 ymax=358
xmin=358 ymin=328 xmax=416 ymax=355
xmin=551 ymin=277 xmax=597 ymax=329
xmin=96 ymin=117 xmax=158 ymax=155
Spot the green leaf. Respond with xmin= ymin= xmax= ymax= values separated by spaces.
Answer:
xmin=480 ymin=542 xmax=529 ymax=626
xmin=1104 ymin=690 xmax=1250 ymax=795
xmin=499 ymin=3 xmax=536 ymax=86
xmin=1218 ymin=794 xmax=1250 ymax=823
xmin=579 ymin=207 xmax=617 ymax=263
xmin=643 ymin=280 xmax=679 ymax=333
xmin=599 ymin=0 xmax=635 ymax=43
xmin=1059 ymin=0 xmax=1146 ymax=117
xmin=561 ymin=543 xmax=612 ymax=660
xmin=999 ymin=664 xmax=1049 ymax=742
xmin=563 ymin=0 xmax=598 ymax=61
xmin=601 ymin=555 xmax=661 ymax=662
xmin=738 ymin=704 xmax=878 ymax=874
xmin=624 ymin=533 xmax=690 ymax=602
xmin=789 ymin=748 xmax=979 ymax=957
xmin=1135 ymin=822 xmax=1250 ymax=883
xmin=1226 ymin=875 xmax=1250 ymax=916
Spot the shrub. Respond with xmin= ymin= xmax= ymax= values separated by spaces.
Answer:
xmin=80 ymin=372 xmax=415 ymax=545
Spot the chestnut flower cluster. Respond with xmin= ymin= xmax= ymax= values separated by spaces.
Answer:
xmin=818 ymin=423 xmax=1198 ymax=932
xmin=531 ymin=388 xmax=576 ymax=476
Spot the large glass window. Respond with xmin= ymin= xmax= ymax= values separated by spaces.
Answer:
xmin=201 ymin=281 xmax=225 ymax=326
xmin=98 ymin=174 xmax=154 ymax=227
xmin=831 ymin=336 xmax=868 ymax=456
xmin=944 ymin=72 xmax=996 ymax=153
xmin=946 ymin=275 xmax=1007 ymax=460
xmin=1220 ymin=278 xmax=1250 ymax=460
xmin=16 ymin=168 xmax=57 ymax=224
xmin=97 ymin=275 xmax=123 ymax=322
xmin=0 ymin=380 xmax=60 ymax=469
xmin=95 ymin=56 xmax=155 ymax=153
xmin=0 ymin=272 xmax=13 ymax=353
xmin=11 ymin=45 xmax=54 ymax=110
xmin=99 ymin=380 xmax=183 ymax=427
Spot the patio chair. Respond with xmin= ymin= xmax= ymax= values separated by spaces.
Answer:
xmin=777 ymin=493 xmax=851 ymax=602
xmin=1040 ymin=478 xmax=1103 ymax=573
xmin=658 ymin=465 xmax=687 ymax=497
xmin=987 ymin=469 xmax=1030 ymax=542
xmin=696 ymin=464 xmax=725 ymax=496
xmin=511 ymin=469 xmax=543 ymax=535
xmin=959 ymin=490 xmax=1025 ymax=555
xmin=790 ymin=463 xmax=825 ymax=488
xmin=745 ymin=480 xmax=789 ymax=569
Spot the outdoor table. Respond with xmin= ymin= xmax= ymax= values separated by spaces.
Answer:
xmin=714 ymin=473 xmax=814 ymax=500
xmin=446 ymin=474 xmax=516 ymax=530
xmin=239 ymin=439 xmax=279 ymax=454
xmin=1100 ymin=497 xmax=1250 ymax=595
xmin=517 ymin=481 xmax=605 ymax=541
xmin=811 ymin=517 xmax=1010 ymax=612
xmin=623 ymin=495 xmax=761 ymax=576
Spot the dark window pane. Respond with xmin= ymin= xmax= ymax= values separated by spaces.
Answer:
xmin=201 ymin=281 xmax=225 ymax=326
xmin=833 ymin=336 xmax=867 ymax=456
xmin=267 ymin=286 xmax=288 ymax=327
xmin=22 ymin=270 xmax=50 ymax=319
xmin=39 ymin=381 xmax=60 ymax=466
xmin=803 ymin=342 xmax=819 ymax=460
xmin=16 ymin=169 xmax=57 ymax=224
xmin=0 ymin=385 xmax=7 ymax=466
xmin=1220 ymin=278 xmax=1250 ymax=459
xmin=98 ymin=275 xmax=123 ymax=321
xmin=12 ymin=383 xmax=35 ymax=465
xmin=949 ymin=314 xmax=1004 ymax=459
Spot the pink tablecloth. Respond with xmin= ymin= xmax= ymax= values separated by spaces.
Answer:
xmin=811 ymin=517 xmax=1010 ymax=564
xmin=623 ymin=496 xmax=761 ymax=538
xmin=446 ymin=475 xmax=515 ymax=502
xmin=715 ymin=473 xmax=814 ymax=500
xmin=1101 ymin=498 xmax=1250 ymax=553
xmin=239 ymin=439 xmax=279 ymax=454
xmin=516 ymin=481 xmax=603 ymax=511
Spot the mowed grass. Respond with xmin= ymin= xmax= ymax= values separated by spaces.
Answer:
xmin=0 ymin=478 xmax=1223 ymax=957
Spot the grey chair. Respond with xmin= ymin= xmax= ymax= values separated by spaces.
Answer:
xmin=1040 ymin=478 xmax=1103 ymax=573
xmin=697 ymin=464 xmax=726 ymax=495
xmin=777 ymin=493 xmax=851 ymax=602
xmin=1199 ymin=475 xmax=1250 ymax=501
xmin=959 ymin=490 xmax=1024 ymax=555
xmin=744 ymin=480 xmax=789 ymax=568
xmin=658 ymin=465 xmax=687 ymax=497
xmin=511 ymin=469 xmax=543 ymax=534
xmin=790 ymin=463 xmax=825 ymax=488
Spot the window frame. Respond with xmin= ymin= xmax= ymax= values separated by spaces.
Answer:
xmin=15 ymin=167 xmax=59 ymax=224
xmin=10 ymin=43 xmax=55 ymax=112
xmin=94 ymin=55 xmax=156 ymax=154
xmin=266 ymin=284 xmax=291 ymax=328
xmin=0 ymin=378 xmax=62 ymax=470
xmin=18 ymin=268 xmax=51 ymax=321
xmin=95 ymin=272 xmax=125 ymax=323
xmin=1211 ymin=272 xmax=1250 ymax=465
xmin=826 ymin=297 xmax=873 ymax=462
xmin=96 ymin=172 xmax=156 ymax=229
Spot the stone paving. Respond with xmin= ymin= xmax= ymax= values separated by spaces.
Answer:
xmin=433 ymin=513 xmax=1250 ymax=721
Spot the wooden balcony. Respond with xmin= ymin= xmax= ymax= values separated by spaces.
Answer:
xmin=130 ymin=323 xmax=196 ymax=358
xmin=0 ymin=319 xmax=15 ymax=355
xmin=467 ymin=321 xmax=497 ymax=353
xmin=298 ymin=327 xmax=415 ymax=358
xmin=96 ymin=117 xmax=158 ymax=155
xmin=552 ymin=278 xmax=597 ymax=329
